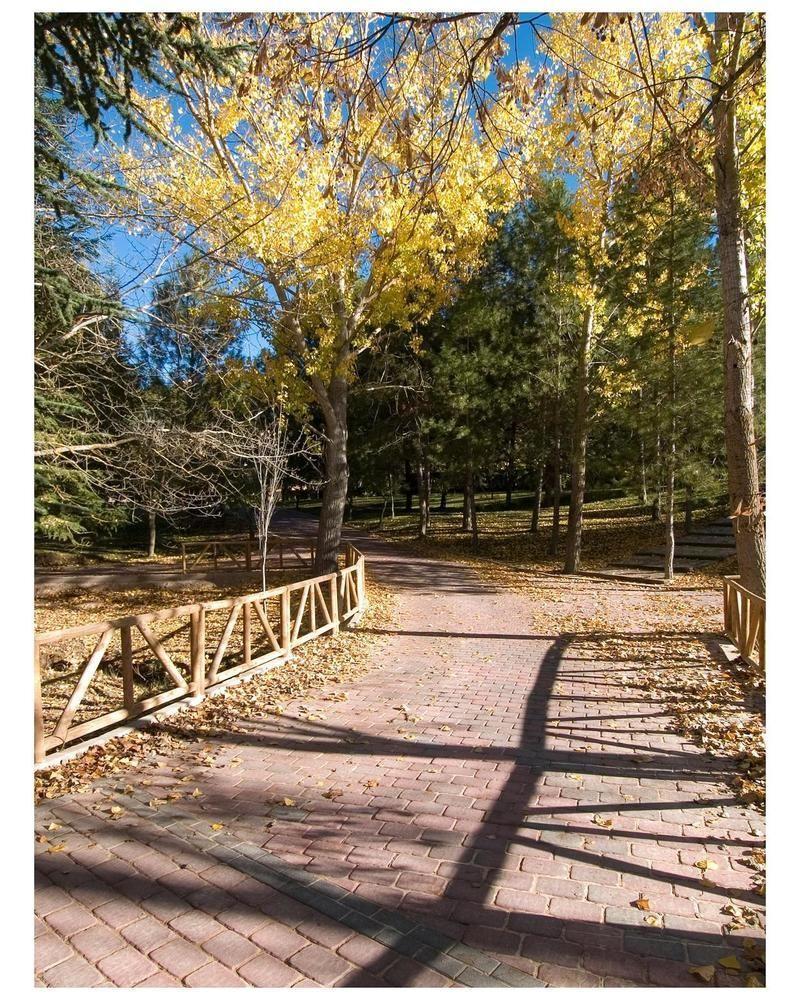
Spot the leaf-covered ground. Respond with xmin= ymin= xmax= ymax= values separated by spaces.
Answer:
xmin=340 ymin=497 xmax=731 ymax=580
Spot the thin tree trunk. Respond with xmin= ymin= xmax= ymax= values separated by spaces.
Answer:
xmin=470 ymin=473 xmax=479 ymax=549
xmin=506 ymin=421 xmax=517 ymax=509
xmin=147 ymin=510 xmax=156 ymax=557
xmin=417 ymin=453 xmax=430 ymax=538
xmin=462 ymin=467 xmax=473 ymax=532
xmin=530 ymin=460 xmax=544 ymax=534
xmin=564 ymin=302 xmax=594 ymax=573
xmin=404 ymin=459 xmax=413 ymax=512
xmin=712 ymin=13 xmax=766 ymax=596
xmin=549 ymin=353 xmax=562 ymax=555
xmin=664 ymin=192 xmax=677 ymax=583
xmin=439 ymin=490 xmax=447 ymax=511
xmin=389 ymin=474 xmax=395 ymax=519
xmin=315 ymin=379 xmax=348 ymax=574
xmin=638 ymin=391 xmax=649 ymax=504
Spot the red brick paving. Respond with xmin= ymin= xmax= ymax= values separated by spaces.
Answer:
xmin=34 ymin=529 xmax=765 ymax=986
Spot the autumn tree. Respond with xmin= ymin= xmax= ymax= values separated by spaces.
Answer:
xmin=110 ymin=12 xmax=530 ymax=570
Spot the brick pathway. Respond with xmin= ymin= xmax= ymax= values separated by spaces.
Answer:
xmin=35 ymin=529 xmax=765 ymax=987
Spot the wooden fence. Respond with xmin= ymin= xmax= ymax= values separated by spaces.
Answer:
xmin=179 ymin=533 xmax=316 ymax=574
xmin=34 ymin=544 xmax=366 ymax=763
xmin=723 ymin=575 xmax=765 ymax=669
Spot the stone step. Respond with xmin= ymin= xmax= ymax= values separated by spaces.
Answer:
xmin=612 ymin=556 xmax=696 ymax=572
xmin=678 ymin=534 xmax=736 ymax=547
xmin=693 ymin=522 xmax=734 ymax=535
xmin=640 ymin=545 xmax=735 ymax=560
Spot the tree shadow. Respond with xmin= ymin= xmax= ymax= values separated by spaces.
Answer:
xmin=36 ymin=625 xmax=764 ymax=987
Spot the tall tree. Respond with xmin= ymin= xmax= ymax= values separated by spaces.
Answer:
xmin=113 ymin=13 xmax=527 ymax=571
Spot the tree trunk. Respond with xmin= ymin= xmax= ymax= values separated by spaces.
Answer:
xmin=638 ymin=395 xmax=649 ymax=504
xmin=439 ymin=490 xmax=447 ymax=511
xmin=147 ymin=510 xmax=156 ymax=557
xmin=315 ymin=379 xmax=348 ymax=573
xmin=470 ymin=473 xmax=479 ymax=549
xmin=712 ymin=14 xmax=766 ymax=596
xmin=664 ymin=192 xmax=677 ymax=583
xmin=505 ymin=421 xmax=517 ymax=509
xmin=404 ymin=459 xmax=413 ymax=512
xmin=564 ymin=302 xmax=594 ymax=573
xmin=462 ymin=468 xmax=473 ymax=532
xmin=417 ymin=454 xmax=430 ymax=538
xmin=389 ymin=474 xmax=396 ymax=519
xmin=530 ymin=461 xmax=544 ymax=534
xmin=549 ymin=359 xmax=562 ymax=555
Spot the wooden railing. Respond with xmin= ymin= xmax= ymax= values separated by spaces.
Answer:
xmin=179 ymin=533 xmax=316 ymax=574
xmin=34 ymin=545 xmax=366 ymax=763
xmin=723 ymin=575 xmax=765 ymax=669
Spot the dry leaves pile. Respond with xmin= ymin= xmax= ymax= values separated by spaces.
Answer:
xmin=35 ymin=573 xmax=396 ymax=803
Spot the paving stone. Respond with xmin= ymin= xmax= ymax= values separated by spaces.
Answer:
xmin=41 ymin=954 xmax=106 ymax=987
xmin=238 ymin=952 xmax=302 ymax=987
xmin=97 ymin=946 xmax=159 ymax=986
xmin=202 ymin=928 xmax=261 ymax=968
xmin=149 ymin=937 xmax=211 ymax=979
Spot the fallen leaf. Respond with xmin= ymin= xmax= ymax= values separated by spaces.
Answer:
xmin=210 ymin=822 xmax=224 ymax=831
xmin=282 ymin=797 xmax=296 ymax=807
xmin=694 ymin=858 xmax=718 ymax=873
xmin=718 ymin=955 xmax=742 ymax=972
xmin=47 ymin=843 xmax=66 ymax=853
xmin=632 ymin=896 xmax=651 ymax=911
xmin=322 ymin=788 xmax=343 ymax=799
xmin=592 ymin=814 xmax=613 ymax=829
xmin=689 ymin=965 xmax=716 ymax=983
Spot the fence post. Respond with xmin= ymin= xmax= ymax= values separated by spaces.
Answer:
xmin=358 ymin=556 xmax=366 ymax=610
xmin=331 ymin=574 xmax=340 ymax=633
xmin=34 ymin=640 xmax=45 ymax=764
xmin=722 ymin=579 xmax=730 ymax=635
xmin=121 ymin=625 xmax=135 ymax=713
xmin=190 ymin=607 xmax=206 ymax=704
xmin=281 ymin=588 xmax=292 ymax=657
xmin=243 ymin=601 xmax=251 ymax=666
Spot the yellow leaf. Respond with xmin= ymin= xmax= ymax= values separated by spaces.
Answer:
xmin=210 ymin=823 xmax=224 ymax=831
xmin=694 ymin=858 xmax=718 ymax=873
xmin=282 ymin=797 xmax=296 ymax=807
xmin=592 ymin=814 xmax=613 ymax=828
xmin=689 ymin=965 xmax=716 ymax=983
xmin=718 ymin=955 xmax=742 ymax=971
xmin=47 ymin=843 xmax=66 ymax=853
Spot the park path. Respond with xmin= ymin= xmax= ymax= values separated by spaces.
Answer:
xmin=35 ymin=521 xmax=765 ymax=987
